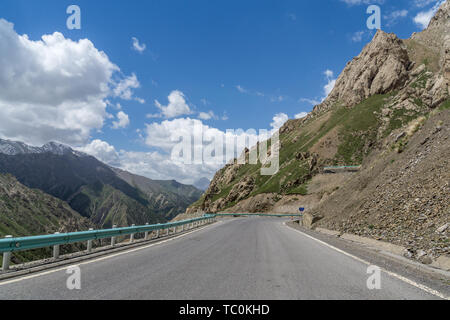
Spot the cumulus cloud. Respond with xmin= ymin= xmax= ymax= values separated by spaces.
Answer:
xmin=144 ymin=117 xmax=272 ymax=163
xmin=112 ymin=111 xmax=130 ymax=129
xmin=78 ymin=139 xmax=120 ymax=166
xmin=78 ymin=137 xmax=225 ymax=185
xmin=0 ymin=19 xmax=141 ymax=146
xmin=113 ymin=73 xmax=142 ymax=101
xmin=131 ymin=37 xmax=146 ymax=53
xmin=148 ymin=90 xmax=193 ymax=119
xmin=270 ymin=113 xmax=289 ymax=131
xmin=80 ymin=111 xmax=286 ymax=184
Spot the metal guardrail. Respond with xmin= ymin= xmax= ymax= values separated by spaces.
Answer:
xmin=213 ymin=213 xmax=302 ymax=217
xmin=0 ymin=215 xmax=216 ymax=271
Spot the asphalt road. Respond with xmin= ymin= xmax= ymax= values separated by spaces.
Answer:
xmin=0 ymin=217 xmax=446 ymax=300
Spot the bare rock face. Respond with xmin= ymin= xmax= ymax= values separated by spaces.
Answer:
xmin=225 ymin=176 xmax=255 ymax=205
xmin=411 ymin=1 xmax=450 ymax=49
xmin=444 ymin=35 xmax=450 ymax=94
xmin=316 ymin=30 xmax=411 ymax=112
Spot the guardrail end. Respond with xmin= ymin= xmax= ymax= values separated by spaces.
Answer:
xmin=53 ymin=232 xmax=60 ymax=259
xmin=2 ymin=235 xmax=13 ymax=271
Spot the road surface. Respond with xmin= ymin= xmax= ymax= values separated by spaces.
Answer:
xmin=0 ymin=217 xmax=446 ymax=299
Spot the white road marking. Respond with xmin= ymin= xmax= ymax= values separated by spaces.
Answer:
xmin=284 ymin=222 xmax=449 ymax=300
xmin=0 ymin=224 xmax=216 ymax=286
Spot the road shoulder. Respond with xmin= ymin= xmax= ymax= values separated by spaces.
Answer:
xmin=286 ymin=221 xmax=450 ymax=298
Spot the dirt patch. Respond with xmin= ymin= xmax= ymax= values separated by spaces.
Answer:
xmin=307 ymin=172 xmax=354 ymax=195
xmin=310 ymin=126 xmax=340 ymax=159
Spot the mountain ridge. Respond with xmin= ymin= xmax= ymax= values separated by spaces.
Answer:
xmin=0 ymin=138 xmax=203 ymax=229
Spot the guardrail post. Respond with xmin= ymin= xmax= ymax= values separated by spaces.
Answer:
xmin=2 ymin=235 xmax=12 ymax=271
xmin=181 ymin=224 xmax=184 ymax=232
xmin=130 ymin=224 xmax=135 ymax=243
xmin=111 ymin=225 xmax=117 ymax=247
xmin=156 ymin=228 xmax=160 ymax=239
xmin=53 ymin=232 xmax=60 ymax=259
xmin=87 ymin=228 xmax=93 ymax=253
xmin=166 ymin=227 xmax=169 ymax=236
xmin=144 ymin=223 xmax=149 ymax=240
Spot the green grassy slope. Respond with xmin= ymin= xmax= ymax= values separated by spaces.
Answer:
xmin=193 ymin=92 xmax=433 ymax=212
xmin=0 ymin=174 xmax=93 ymax=264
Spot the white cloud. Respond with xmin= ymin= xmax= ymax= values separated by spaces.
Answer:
xmin=270 ymin=95 xmax=286 ymax=103
xmin=324 ymin=70 xmax=334 ymax=79
xmin=81 ymin=112 xmax=285 ymax=185
xmin=414 ymin=0 xmax=439 ymax=8
xmin=270 ymin=113 xmax=289 ymax=131
xmin=323 ymin=70 xmax=337 ymax=97
xmin=384 ymin=9 xmax=408 ymax=24
xmin=132 ymin=37 xmax=146 ymax=53
xmin=198 ymin=111 xmax=217 ymax=121
xmin=351 ymin=31 xmax=366 ymax=42
xmin=299 ymin=69 xmax=337 ymax=106
xmin=142 ymin=118 xmax=261 ymax=183
xmin=340 ymin=0 xmax=384 ymax=5
xmin=119 ymin=150 xmax=219 ymax=185
xmin=113 ymin=73 xmax=141 ymax=101
xmin=413 ymin=0 xmax=445 ymax=29
xmin=78 ymin=139 xmax=120 ymax=166
xmin=78 ymin=138 xmax=223 ymax=185
xmin=0 ymin=19 xmax=141 ymax=146
xmin=299 ymin=98 xmax=321 ymax=106
xmin=236 ymin=85 xmax=248 ymax=93
xmin=112 ymin=111 xmax=130 ymax=129
xmin=324 ymin=79 xmax=337 ymax=97
xmin=149 ymin=90 xmax=193 ymax=119
xmin=135 ymin=97 xmax=146 ymax=104
xmin=295 ymin=112 xmax=308 ymax=119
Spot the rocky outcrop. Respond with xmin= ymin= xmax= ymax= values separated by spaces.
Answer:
xmin=444 ymin=35 xmax=450 ymax=92
xmin=314 ymin=30 xmax=412 ymax=113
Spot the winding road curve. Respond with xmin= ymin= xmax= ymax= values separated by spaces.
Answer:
xmin=0 ymin=217 xmax=447 ymax=300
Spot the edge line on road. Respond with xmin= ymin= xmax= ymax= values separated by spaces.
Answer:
xmin=0 ymin=223 xmax=219 ymax=287
xmin=284 ymin=222 xmax=449 ymax=300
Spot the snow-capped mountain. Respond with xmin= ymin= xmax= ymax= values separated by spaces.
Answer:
xmin=0 ymin=139 xmax=87 ymax=157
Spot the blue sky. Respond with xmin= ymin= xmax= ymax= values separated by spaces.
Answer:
xmin=0 ymin=0 xmax=445 ymax=184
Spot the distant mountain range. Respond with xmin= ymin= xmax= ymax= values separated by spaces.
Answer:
xmin=0 ymin=139 xmax=203 ymax=236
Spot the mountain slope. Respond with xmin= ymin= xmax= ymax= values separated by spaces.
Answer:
xmin=112 ymin=168 xmax=203 ymax=220
xmin=313 ymin=107 xmax=450 ymax=261
xmin=0 ymin=140 xmax=202 ymax=227
xmin=184 ymin=1 xmax=450 ymax=261
xmin=0 ymin=173 xmax=93 ymax=263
